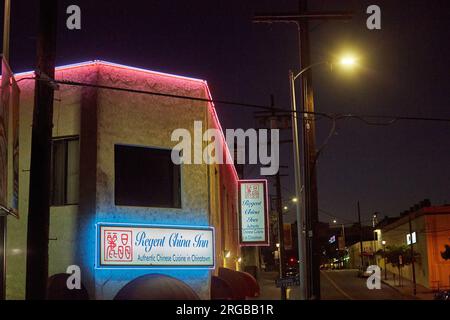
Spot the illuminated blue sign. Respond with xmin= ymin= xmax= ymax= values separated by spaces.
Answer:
xmin=96 ymin=223 xmax=215 ymax=269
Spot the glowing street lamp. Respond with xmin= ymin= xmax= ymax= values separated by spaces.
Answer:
xmin=290 ymin=54 xmax=358 ymax=82
xmin=339 ymin=55 xmax=357 ymax=68
xmin=289 ymin=51 xmax=360 ymax=300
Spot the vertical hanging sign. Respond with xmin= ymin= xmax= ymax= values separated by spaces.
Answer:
xmin=238 ymin=180 xmax=269 ymax=246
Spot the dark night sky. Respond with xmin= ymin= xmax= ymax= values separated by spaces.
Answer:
xmin=3 ymin=0 xmax=450 ymax=225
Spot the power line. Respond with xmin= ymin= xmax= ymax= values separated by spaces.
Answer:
xmin=21 ymin=76 xmax=450 ymax=126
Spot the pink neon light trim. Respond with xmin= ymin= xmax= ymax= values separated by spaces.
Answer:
xmin=95 ymin=60 xmax=205 ymax=83
xmin=203 ymin=81 xmax=239 ymax=182
xmin=14 ymin=60 xmax=205 ymax=84
xmin=13 ymin=60 xmax=239 ymax=182
xmin=14 ymin=60 xmax=97 ymax=78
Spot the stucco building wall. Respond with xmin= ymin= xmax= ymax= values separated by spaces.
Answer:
xmin=380 ymin=208 xmax=450 ymax=289
xmin=6 ymin=61 xmax=240 ymax=300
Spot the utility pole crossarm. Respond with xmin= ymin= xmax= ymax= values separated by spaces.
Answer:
xmin=253 ymin=11 xmax=353 ymax=23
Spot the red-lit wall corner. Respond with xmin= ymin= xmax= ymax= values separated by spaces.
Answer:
xmin=202 ymin=82 xmax=240 ymax=268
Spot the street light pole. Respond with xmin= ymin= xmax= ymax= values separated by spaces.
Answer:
xmin=289 ymin=55 xmax=356 ymax=298
xmin=289 ymin=70 xmax=306 ymax=300
xmin=289 ymin=61 xmax=330 ymax=300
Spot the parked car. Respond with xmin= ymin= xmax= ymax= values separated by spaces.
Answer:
xmin=357 ymin=268 xmax=371 ymax=278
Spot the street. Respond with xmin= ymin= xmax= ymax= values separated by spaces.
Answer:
xmin=320 ymin=269 xmax=408 ymax=300
xmin=256 ymin=270 xmax=410 ymax=300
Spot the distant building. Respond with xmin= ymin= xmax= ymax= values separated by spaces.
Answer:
xmin=347 ymin=240 xmax=379 ymax=270
xmin=324 ymin=223 xmax=377 ymax=268
xmin=378 ymin=204 xmax=450 ymax=290
xmin=4 ymin=61 xmax=242 ymax=299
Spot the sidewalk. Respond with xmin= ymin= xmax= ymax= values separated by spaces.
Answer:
xmin=381 ymin=270 xmax=435 ymax=300
xmin=251 ymin=271 xmax=282 ymax=300
xmin=251 ymin=271 xmax=302 ymax=300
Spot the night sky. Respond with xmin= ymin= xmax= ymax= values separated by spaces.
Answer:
xmin=3 ymin=0 xmax=450 ymax=225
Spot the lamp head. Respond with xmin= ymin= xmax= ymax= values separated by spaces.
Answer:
xmin=340 ymin=56 xmax=356 ymax=66
xmin=337 ymin=54 xmax=358 ymax=70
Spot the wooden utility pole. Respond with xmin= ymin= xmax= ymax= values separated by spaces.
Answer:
xmin=255 ymin=95 xmax=292 ymax=298
xmin=25 ymin=0 xmax=58 ymax=300
xmin=2 ymin=0 xmax=11 ymax=62
xmin=253 ymin=1 xmax=352 ymax=300
xmin=297 ymin=0 xmax=321 ymax=300
xmin=270 ymin=95 xmax=287 ymax=300
xmin=408 ymin=215 xmax=417 ymax=295
xmin=358 ymin=201 xmax=364 ymax=270
xmin=275 ymin=170 xmax=287 ymax=300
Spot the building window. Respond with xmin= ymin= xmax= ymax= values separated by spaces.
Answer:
xmin=51 ymin=136 xmax=79 ymax=206
xmin=114 ymin=145 xmax=181 ymax=208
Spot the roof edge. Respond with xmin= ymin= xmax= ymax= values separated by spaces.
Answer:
xmin=14 ymin=60 xmax=206 ymax=84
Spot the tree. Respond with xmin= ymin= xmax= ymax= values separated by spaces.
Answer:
xmin=376 ymin=244 xmax=419 ymax=276
xmin=384 ymin=245 xmax=419 ymax=265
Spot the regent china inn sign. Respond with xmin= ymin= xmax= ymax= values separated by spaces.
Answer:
xmin=238 ymin=180 xmax=269 ymax=246
xmin=96 ymin=224 xmax=215 ymax=268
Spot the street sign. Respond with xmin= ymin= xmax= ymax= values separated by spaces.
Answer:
xmin=275 ymin=275 xmax=300 ymax=288
xmin=328 ymin=235 xmax=336 ymax=244
xmin=406 ymin=232 xmax=416 ymax=245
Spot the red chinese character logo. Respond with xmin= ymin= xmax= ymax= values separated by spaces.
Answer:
xmin=104 ymin=229 xmax=133 ymax=262
xmin=245 ymin=184 xmax=260 ymax=199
